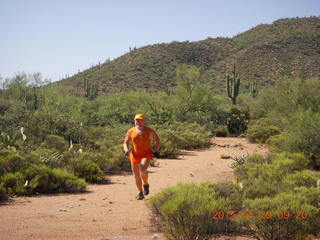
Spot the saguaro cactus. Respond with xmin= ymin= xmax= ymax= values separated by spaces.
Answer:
xmin=250 ymin=80 xmax=258 ymax=98
xmin=83 ymin=78 xmax=99 ymax=100
xmin=227 ymin=64 xmax=240 ymax=105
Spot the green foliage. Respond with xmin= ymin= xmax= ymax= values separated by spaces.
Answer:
xmin=40 ymin=135 xmax=68 ymax=152
xmin=156 ymin=129 xmax=180 ymax=158
xmin=35 ymin=148 xmax=65 ymax=168
xmin=249 ymin=77 xmax=320 ymax=120
xmin=225 ymin=106 xmax=248 ymax=135
xmin=275 ymin=109 xmax=320 ymax=169
xmin=0 ymin=184 xmax=8 ymax=201
xmin=103 ymin=144 xmax=131 ymax=172
xmin=174 ymin=64 xmax=202 ymax=101
xmin=1 ymin=172 xmax=25 ymax=195
xmin=234 ymin=153 xmax=309 ymax=199
xmin=68 ymin=158 xmax=104 ymax=183
xmin=148 ymin=182 xmax=242 ymax=240
xmin=242 ymin=189 xmax=320 ymax=240
xmin=282 ymin=171 xmax=319 ymax=189
xmin=155 ymin=122 xmax=211 ymax=158
xmin=24 ymin=165 xmax=86 ymax=194
xmin=246 ymin=118 xmax=281 ymax=143
xmin=213 ymin=125 xmax=228 ymax=137
xmin=0 ymin=150 xmax=29 ymax=177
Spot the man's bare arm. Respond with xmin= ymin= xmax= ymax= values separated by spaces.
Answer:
xmin=123 ymin=133 xmax=131 ymax=153
xmin=151 ymin=130 xmax=160 ymax=152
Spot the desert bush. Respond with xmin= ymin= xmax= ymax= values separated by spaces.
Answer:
xmin=1 ymin=172 xmax=25 ymax=195
xmin=96 ymin=91 xmax=151 ymax=125
xmin=283 ymin=171 xmax=319 ymax=189
xmin=68 ymin=158 xmax=104 ymax=183
xmin=202 ymin=181 xmax=243 ymax=214
xmin=103 ymin=144 xmax=131 ymax=171
xmin=246 ymin=118 xmax=281 ymax=143
xmin=148 ymin=182 xmax=242 ymax=240
xmin=156 ymin=129 xmax=180 ymax=158
xmin=242 ymin=189 xmax=320 ymax=240
xmin=40 ymin=135 xmax=68 ymax=152
xmin=241 ymin=163 xmax=284 ymax=199
xmin=213 ymin=125 xmax=228 ymax=137
xmin=271 ymin=152 xmax=309 ymax=172
xmin=161 ymin=122 xmax=211 ymax=149
xmin=235 ymin=153 xmax=309 ymax=199
xmin=226 ymin=106 xmax=249 ymax=135
xmin=24 ymin=164 xmax=86 ymax=194
xmin=233 ymin=153 xmax=270 ymax=181
xmin=0 ymin=150 xmax=29 ymax=177
xmin=34 ymin=148 xmax=66 ymax=168
xmin=152 ymin=121 xmax=211 ymax=158
xmin=270 ymin=109 xmax=320 ymax=169
xmin=0 ymin=184 xmax=8 ymax=201
xmin=248 ymin=77 xmax=320 ymax=120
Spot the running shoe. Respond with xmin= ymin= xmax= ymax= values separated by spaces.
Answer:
xmin=136 ymin=192 xmax=144 ymax=200
xmin=143 ymin=184 xmax=149 ymax=195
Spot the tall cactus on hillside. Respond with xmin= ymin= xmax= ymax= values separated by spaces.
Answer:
xmin=83 ymin=78 xmax=99 ymax=100
xmin=250 ymin=80 xmax=258 ymax=98
xmin=227 ymin=63 xmax=240 ymax=105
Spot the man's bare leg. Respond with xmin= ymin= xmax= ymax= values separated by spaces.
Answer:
xmin=131 ymin=162 xmax=143 ymax=193
xmin=140 ymin=158 xmax=150 ymax=195
xmin=140 ymin=158 xmax=150 ymax=185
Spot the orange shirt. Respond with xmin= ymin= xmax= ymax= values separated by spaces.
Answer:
xmin=126 ymin=126 xmax=154 ymax=155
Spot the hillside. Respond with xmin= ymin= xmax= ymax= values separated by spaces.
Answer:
xmin=58 ymin=17 xmax=320 ymax=94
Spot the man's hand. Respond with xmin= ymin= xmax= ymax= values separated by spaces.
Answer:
xmin=153 ymin=151 xmax=160 ymax=158
xmin=124 ymin=150 xmax=129 ymax=157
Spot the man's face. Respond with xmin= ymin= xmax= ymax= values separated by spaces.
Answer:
xmin=135 ymin=119 xmax=144 ymax=128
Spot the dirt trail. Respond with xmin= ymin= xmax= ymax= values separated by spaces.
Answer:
xmin=0 ymin=137 xmax=268 ymax=240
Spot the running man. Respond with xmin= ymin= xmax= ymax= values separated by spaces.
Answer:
xmin=123 ymin=114 xmax=160 ymax=200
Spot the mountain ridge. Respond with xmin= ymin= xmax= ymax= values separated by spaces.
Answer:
xmin=57 ymin=16 xmax=320 ymax=94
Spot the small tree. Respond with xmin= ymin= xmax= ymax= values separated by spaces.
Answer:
xmin=226 ymin=64 xmax=240 ymax=105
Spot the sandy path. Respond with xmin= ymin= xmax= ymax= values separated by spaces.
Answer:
xmin=0 ymin=137 xmax=268 ymax=240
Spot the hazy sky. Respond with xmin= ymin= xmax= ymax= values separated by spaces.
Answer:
xmin=0 ymin=0 xmax=319 ymax=82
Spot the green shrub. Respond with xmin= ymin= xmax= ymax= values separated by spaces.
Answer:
xmin=282 ymin=171 xmax=320 ymax=194
xmin=235 ymin=153 xmax=309 ymax=199
xmin=157 ymin=129 xmax=180 ymax=158
xmin=24 ymin=164 xmax=86 ymax=194
xmin=0 ymin=150 xmax=29 ymax=177
xmin=246 ymin=118 xmax=280 ymax=143
xmin=233 ymin=154 xmax=271 ymax=181
xmin=241 ymin=164 xmax=284 ymax=199
xmin=214 ymin=125 xmax=228 ymax=137
xmin=169 ymin=122 xmax=211 ymax=149
xmin=68 ymin=158 xmax=104 ymax=183
xmin=51 ymin=117 xmax=88 ymax=144
xmin=148 ymin=182 xmax=242 ymax=240
xmin=202 ymin=181 xmax=243 ymax=214
xmin=270 ymin=109 xmax=320 ymax=170
xmin=1 ymin=172 xmax=25 ymax=195
xmin=226 ymin=106 xmax=249 ymax=136
xmin=51 ymin=168 xmax=87 ymax=193
xmin=34 ymin=148 xmax=66 ymax=168
xmin=40 ymin=135 xmax=68 ymax=152
xmin=271 ymin=152 xmax=309 ymax=172
xmin=0 ymin=184 xmax=8 ymax=201
xmin=103 ymin=144 xmax=131 ymax=172
xmin=155 ymin=122 xmax=211 ymax=158
xmin=242 ymin=189 xmax=320 ymax=240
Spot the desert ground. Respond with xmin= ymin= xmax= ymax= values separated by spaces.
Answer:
xmin=0 ymin=137 xmax=270 ymax=240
